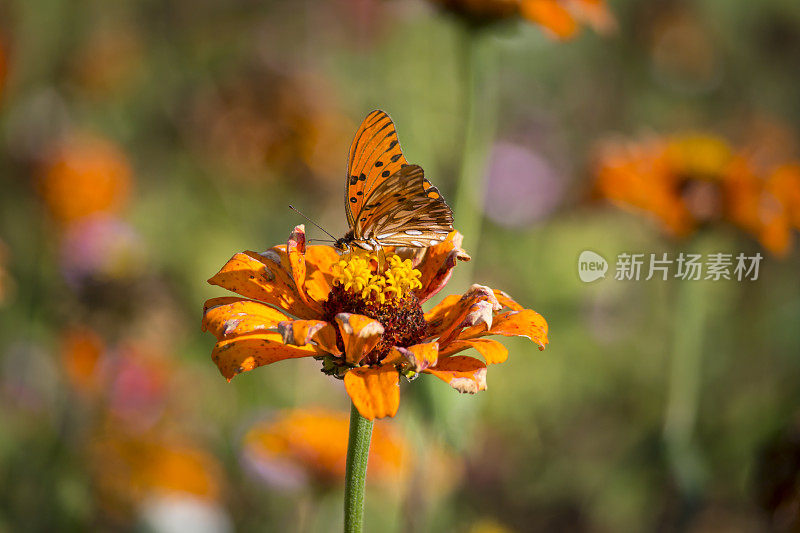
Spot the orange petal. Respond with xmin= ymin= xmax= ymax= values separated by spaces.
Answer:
xmin=415 ymin=232 xmax=471 ymax=304
xmin=758 ymin=213 xmax=792 ymax=257
xmin=286 ymin=225 xmax=323 ymax=315
xmin=203 ymin=296 xmax=247 ymax=312
xmin=304 ymin=245 xmax=338 ymax=302
xmin=335 ymin=313 xmax=385 ymax=365
xmin=493 ymin=289 xmax=525 ymax=311
xmin=430 ymin=285 xmax=501 ymax=344
xmin=277 ymin=319 xmax=341 ymax=356
xmin=344 ymin=366 xmax=400 ymax=420
xmin=211 ymin=333 xmax=317 ymax=381
xmin=202 ymin=298 xmax=290 ymax=339
xmin=389 ymin=342 xmax=439 ymax=373
xmin=423 ymin=294 xmax=460 ymax=327
xmin=520 ymin=0 xmax=579 ymax=39
xmin=424 ymin=356 xmax=487 ymax=394
xmin=207 ymin=250 xmax=318 ymax=318
xmin=438 ymin=338 xmax=508 ymax=365
xmin=461 ymin=309 xmax=549 ymax=350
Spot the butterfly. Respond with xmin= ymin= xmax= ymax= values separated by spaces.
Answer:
xmin=334 ymin=110 xmax=454 ymax=252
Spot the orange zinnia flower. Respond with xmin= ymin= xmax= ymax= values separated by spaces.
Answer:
xmin=38 ymin=134 xmax=132 ymax=225
xmin=202 ymin=225 xmax=548 ymax=420
xmin=595 ymin=136 xmax=695 ymax=237
xmin=595 ymin=133 xmax=800 ymax=255
xmin=242 ymin=408 xmax=408 ymax=488
xmin=431 ymin=0 xmax=615 ymax=39
xmin=90 ymin=428 xmax=222 ymax=513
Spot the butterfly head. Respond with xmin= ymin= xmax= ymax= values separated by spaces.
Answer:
xmin=334 ymin=230 xmax=355 ymax=253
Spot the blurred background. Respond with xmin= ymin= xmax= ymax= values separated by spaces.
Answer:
xmin=1 ymin=0 xmax=800 ymax=531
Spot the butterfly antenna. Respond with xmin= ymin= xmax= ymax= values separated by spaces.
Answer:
xmin=288 ymin=205 xmax=338 ymax=241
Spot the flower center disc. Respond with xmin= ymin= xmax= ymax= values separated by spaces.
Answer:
xmin=322 ymin=252 xmax=427 ymax=365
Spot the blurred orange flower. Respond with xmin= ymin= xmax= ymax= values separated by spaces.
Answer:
xmin=594 ymin=133 xmax=800 ymax=256
xmin=767 ymin=164 xmax=800 ymax=230
xmin=243 ymin=408 xmax=408 ymax=488
xmin=90 ymin=428 xmax=222 ymax=513
xmin=61 ymin=326 xmax=106 ymax=395
xmin=202 ymin=225 xmax=548 ymax=420
xmin=189 ymin=71 xmax=352 ymax=184
xmin=595 ymin=136 xmax=694 ymax=237
xmin=431 ymin=0 xmax=615 ymax=38
xmin=722 ymin=156 xmax=793 ymax=256
xmin=60 ymin=327 xmax=173 ymax=431
xmin=39 ymin=135 xmax=132 ymax=225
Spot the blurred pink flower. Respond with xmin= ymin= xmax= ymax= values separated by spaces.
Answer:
xmin=484 ymin=142 xmax=564 ymax=227
xmin=59 ymin=216 xmax=145 ymax=287
xmin=105 ymin=345 xmax=168 ymax=430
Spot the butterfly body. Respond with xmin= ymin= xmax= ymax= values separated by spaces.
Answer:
xmin=335 ymin=110 xmax=454 ymax=253
xmin=334 ymin=229 xmax=378 ymax=252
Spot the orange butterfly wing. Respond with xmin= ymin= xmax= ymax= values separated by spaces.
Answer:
xmin=345 ymin=110 xmax=443 ymax=238
xmin=360 ymin=164 xmax=454 ymax=247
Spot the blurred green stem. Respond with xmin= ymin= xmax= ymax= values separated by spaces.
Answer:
xmin=417 ymin=24 xmax=499 ymax=450
xmin=343 ymin=402 xmax=373 ymax=533
xmin=451 ymin=26 xmax=498 ymax=289
xmin=663 ymin=262 xmax=709 ymax=501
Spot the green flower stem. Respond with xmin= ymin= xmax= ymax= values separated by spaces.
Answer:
xmin=663 ymin=242 xmax=710 ymax=502
xmin=450 ymin=26 xmax=498 ymax=291
xmin=343 ymin=402 xmax=374 ymax=533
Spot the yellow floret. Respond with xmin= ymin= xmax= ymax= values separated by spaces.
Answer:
xmin=331 ymin=254 xmax=383 ymax=301
xmin=667 ymin=134 xmax=733 ymax=179
xmin=382 ymin=255 xmax=422 ymax=299
xmin=332 ymin=251 xmax=422 ymax=303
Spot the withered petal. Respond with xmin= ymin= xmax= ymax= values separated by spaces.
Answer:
xmin=389 ymin=342 xmax=439 ymax=373
xmin=424 ymin=355 xmax=487 ymax=394
xmin=415 ymin=232 xmax=470 ymax=304
xmin=202 ymin=298 xmax=290 ymax=339
xmin=211 ymin=333 xmax=317 ymax=381
xmin=278 ymin=319 xmax=341 ymax=356
xmin=431 ymin=284 xmax=501 ymax=345
xmin=207 ymin=250 xmax=318 ymax=318
xmin=460 ymin=309 xmax=549 ymax=350
xmin=493 ymin=289 xmax=525 ymax=311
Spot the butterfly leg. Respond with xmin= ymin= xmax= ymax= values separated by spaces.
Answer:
xmin=376 ymin=244 xmax=386 ymax=272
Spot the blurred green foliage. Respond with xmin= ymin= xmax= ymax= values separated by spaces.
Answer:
xmin=1 ymin=0 xmax=800 ymax=531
